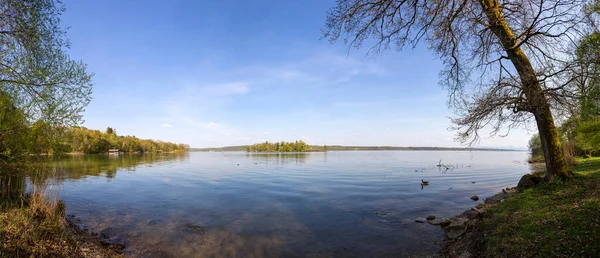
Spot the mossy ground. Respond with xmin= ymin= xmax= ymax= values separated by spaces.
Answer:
xmin=478 ymin=157 xmax=600 ymax=257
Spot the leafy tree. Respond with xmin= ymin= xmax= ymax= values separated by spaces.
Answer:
xmin=323 ymin=0 xmax=594 ymax=182
xmin=0 ymin=92 xmax=30 ymax=165
xmin=30 ymin=120 xmax=51 ymax=154
xmin=529 ymin=134 xmax=543 ymax=158
xmin=0 ymin=0 xmax=93 ymax=125
xmin=106 ymin=127 xmax=116 ymax=136
xmin=0 ymin=0 xmax=93 ymax=161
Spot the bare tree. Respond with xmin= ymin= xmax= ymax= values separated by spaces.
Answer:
xmin=323 ymin=0 xmax=595 ymax=182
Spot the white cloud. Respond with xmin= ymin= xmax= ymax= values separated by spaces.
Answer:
xmin=210 ymin=82 xmax=249 ymax=95
xmin=161 ymin=123 xmax=173 ymax=128
xmin=279 ymin=70 xmax=304 ymax=79
xmin=207 ymin=122 xmax=220 ymax=128
xmin=263 ymin=132 xmax=271 ymax=135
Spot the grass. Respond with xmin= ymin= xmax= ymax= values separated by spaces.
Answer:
xmin=480 ymin=157 xmax=600 ymax=257
xmin=0 ymin=189 xmax=83 ymax=257
xmin=0 ymin=180 xmax=122 ymax=258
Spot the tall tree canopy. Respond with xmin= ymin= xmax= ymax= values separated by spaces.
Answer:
xmin=323 ymin=0 xmax=596 ymax=182
xmin=0 ymin=0 xmax=93 ymax=127
xmin=0 ymin=0 xmax=92 ymax=165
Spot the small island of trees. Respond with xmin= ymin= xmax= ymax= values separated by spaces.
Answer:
xmin=245 ymin=140 xmax=327 ymax=152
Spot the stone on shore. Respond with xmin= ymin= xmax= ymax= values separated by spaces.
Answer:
xmin=517 ymin=174 xmax=543 ymax=189
xmin=462 ymin=210 xmax=480 ymax=219
xmin=439 ymin=218 xmax=451 ymax=227
xmin=442 ymin=217 xmax=470 ymax=239
xmin=471 ymin=195 xmax=479 ymax=201
xmin=427 ymin=215 xmax=436 ymax=220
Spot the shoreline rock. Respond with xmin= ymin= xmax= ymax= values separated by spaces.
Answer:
xmin=415 ymin=217 xmax=428 ymax=223
xmin=517 ymin=174 xmax=543 ymax=189
xmin=66 ymin=216 xmax=125 ymax=256
xmin=439 ymin=186 xmax=518 ymax=257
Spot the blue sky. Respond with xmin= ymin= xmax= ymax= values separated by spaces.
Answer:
xmin=60 ymin=0 xmax=532 ymax=148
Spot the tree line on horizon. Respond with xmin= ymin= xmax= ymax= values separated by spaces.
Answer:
xmin=1 ymin=106 xmax=190 ymax=157
xmin=245 ymin=140 xmax=324 ymax=152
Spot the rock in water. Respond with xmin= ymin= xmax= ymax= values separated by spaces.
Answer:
xmin=188 ymin=225 xmax=206 ymax=234
xmin=428 ymin=219 xmax=444 ymax=226
xmin=415 ymin=218 xmax=427 ymax=223
xmin=147 ymin=219 xmax=163 ymax=226
xmin=517 ymin=174 xmax=543 ymax=189
xmin=427 ymin=215 xmax=436 ymax=220
xmin=471 ymin=195 xmax=479 ymax=201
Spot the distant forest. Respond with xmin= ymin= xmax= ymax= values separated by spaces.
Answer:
xmin=191 ymin=144 xmax=516 ymax=152
xmin=30 ymin=124 xmax=189 ymax=154
xmin=244 ymin=140 xmax=325 ymax=152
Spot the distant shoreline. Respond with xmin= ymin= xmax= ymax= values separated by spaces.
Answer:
xmin=190 ymin=146 xmax=525 ymax=152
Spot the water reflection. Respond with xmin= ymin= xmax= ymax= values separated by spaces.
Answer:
xmin=246 ymin=152 xmax=311 ymax=166
xmin=46 ymin=153 xmax=189 ymax=180
xmin=1 ymin=153 xmax=188 ymax=204
xmin=10 ymin=151 xmax=531 ymax=257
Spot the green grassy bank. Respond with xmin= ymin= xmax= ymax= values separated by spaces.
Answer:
xmin=477 ymin=157 xmax=600 ymax=257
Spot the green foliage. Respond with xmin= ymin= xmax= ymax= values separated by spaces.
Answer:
xmin=0 ymin=93 xmax=31 ymax=163
xmin=0 ymin=0 xmax=94 ymax=165
xmin=63 ymin=126 xmax=189 ymax=154
xmin=0 ymin=0 xmax=93 ymax=127
xmin=246 ymin=140 xmax=314 ymax=152
xmin=528 ymin=134 xmax=543 ymax=158
xmin=576 ymin=119 xmax=600 ymax=152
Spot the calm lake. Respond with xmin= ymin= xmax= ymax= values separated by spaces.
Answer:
xmin=47 ymin=151 xmax=530 ymax=257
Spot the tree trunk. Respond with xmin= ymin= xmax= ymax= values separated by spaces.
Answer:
xmin=479 ymin=0 xmax=570 ymax=182
xmin=534 ymin=106 xmax=571 ymax=182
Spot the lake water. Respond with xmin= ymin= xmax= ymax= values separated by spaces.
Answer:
xmin=47 ymin=151 xmax=530 ymax=257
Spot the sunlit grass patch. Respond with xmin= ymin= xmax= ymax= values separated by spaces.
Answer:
xmin=480 ymin=157 xmax=600 ymax=257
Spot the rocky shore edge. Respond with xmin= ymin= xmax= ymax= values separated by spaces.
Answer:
xmin=437 ymin=173 xmax=544 ymax=257
xmin=436 ymin=186 xmax=518 ymax=257
xmin=65 ymin=216 xmax=125 ymax=257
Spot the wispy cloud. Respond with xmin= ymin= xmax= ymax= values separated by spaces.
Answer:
xmin=210 ymin=82 xmax=249 ymax=95
xmin=161 ymin=123 xmax=173 ymax=128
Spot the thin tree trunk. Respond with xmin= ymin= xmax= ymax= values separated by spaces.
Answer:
xmin=479 ymin=0 xmax=570 ymax=182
